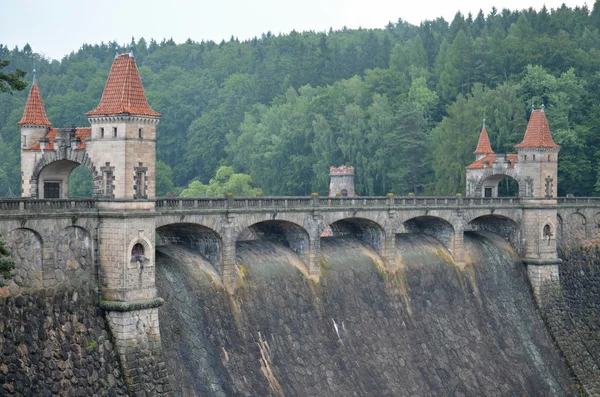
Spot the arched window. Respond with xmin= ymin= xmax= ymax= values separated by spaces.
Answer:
xmin=543 ymin=224 xmax=553 ymax=243
xmin=132 ymin=243 xmax=145 ymax=261
xmin=341 ymin=188 xmax=348 ymax=197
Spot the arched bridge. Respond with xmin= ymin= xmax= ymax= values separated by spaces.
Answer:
xmin=1 ymin=195 xmax=581 ymax=291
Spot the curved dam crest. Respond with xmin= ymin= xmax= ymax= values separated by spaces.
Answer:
xmin=156 ymin=232 xmax=576 ymax=396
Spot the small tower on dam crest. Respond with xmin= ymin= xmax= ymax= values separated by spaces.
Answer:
xmin=329 ymin=165 xmax=356 ymax=197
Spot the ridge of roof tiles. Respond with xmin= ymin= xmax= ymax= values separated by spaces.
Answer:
xmin=473 ymin=127 xmax=494 ymax=154
xmin=18 ymin=83 xmax=52 ymax=126
xmin=466 ymin=153 xmax=518 ymax=169
xmin=86 ymin=54 xmax=161 ymax=117
xmin=515 ymin=109 xmax=560 ymax=149
xmin=23 ymin=127 xmax=91 ymax=151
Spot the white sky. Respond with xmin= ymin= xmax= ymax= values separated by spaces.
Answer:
xmin=0 ymin=0 xmax=589 ymax=61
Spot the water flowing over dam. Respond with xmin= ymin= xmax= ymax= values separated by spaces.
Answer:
xmin=156 ymin=232 xmax=576 ymax=396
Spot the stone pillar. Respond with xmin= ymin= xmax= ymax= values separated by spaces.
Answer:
xmin=382 ymin=211 xmax=396 ymax=270
xmin=221 ymin=214 xmax=238 ymax=290
xmin=102 ymin=302 xmax=172 ymax=396
xmin=308 ymin=236 xmax=321 ymax=276
xmin=526 ymin=262 xmax=560 ymax=306
xmin=520 ymin=200 xmax=561 ymax=306
xmin=453 ymin=227 xmax=465 ymax=266
xmin=96 ymin=201 xmax=172 ymax=395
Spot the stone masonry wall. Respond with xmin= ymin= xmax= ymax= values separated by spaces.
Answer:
xmin=0 ymin=287 xmax=128 ymax=396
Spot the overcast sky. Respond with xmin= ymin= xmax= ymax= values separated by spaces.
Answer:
xmin=0 ymin=0 xmax=589 ymax=61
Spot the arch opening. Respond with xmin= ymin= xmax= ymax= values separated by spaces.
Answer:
xmin=156 ymin=223 xmax=222 ymax=265
xmin=468 ymin=215 xmax=519 ymax=251
xmin=68 ymin=164 xmax=94 ymax=197
xmin=479 ymin=174 xmax=519 ymax=198
xmin=324 ymin=218 xmax=384 ymax=253
xmin=403 ymin=216 xmax=455 ymax=254
xmin=240 ymin=220 xmax=310 ymax=264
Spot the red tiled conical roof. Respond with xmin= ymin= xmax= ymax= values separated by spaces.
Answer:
xmin=86 ymin=54 xmax=161 ymax=117
xmin=18 ymin=83 xmax=52 ymax=126
xmin=515 ymin=109 xmax=560 ymax=149
xmin=473 ymin=127 xmax=494 ymax=154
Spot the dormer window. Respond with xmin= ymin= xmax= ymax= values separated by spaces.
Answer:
xmin=483 ymin=161 xmax=489 ymax=167
xmin=113 ymin=127 xmax=117 ymax=137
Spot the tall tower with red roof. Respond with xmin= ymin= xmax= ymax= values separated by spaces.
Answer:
xmin=86 ymin=52 xmax=161 ymax=200
xmin=515 ymin=107 xmax=560 ymax=198
xmin=18 ymin=70 xmax=52 ymax=197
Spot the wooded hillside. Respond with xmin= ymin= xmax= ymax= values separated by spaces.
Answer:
xmin=1 ymin=3 xmax=600 ymax=197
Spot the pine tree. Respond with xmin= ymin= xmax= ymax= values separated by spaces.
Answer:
xmin=0 ymin=233 xmax=15 ymax=286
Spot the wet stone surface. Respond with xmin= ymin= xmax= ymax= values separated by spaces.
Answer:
xmin=0 ymin=287 xmax=128 ymax=396
xmin=157 ymin=233 xmax=577 ymax=396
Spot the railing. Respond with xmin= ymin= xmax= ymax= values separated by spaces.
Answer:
xmin=0 ymin=198 xmax=98 ymax=212
xmin=557 ymin=197 xmax=600 ymax=205
xmin=0 ymin=196 xmax=528 ymax=215
xmin=153 ymin=196 xmax=523 ymax=211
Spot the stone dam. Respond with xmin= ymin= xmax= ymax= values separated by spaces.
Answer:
xmin=3 ymin=228 xmax=600 ymax=396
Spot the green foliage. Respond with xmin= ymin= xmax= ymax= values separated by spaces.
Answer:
xmin=0 ymin=233 xmax=15 ymax=286
xmin=2 ymin=5 xmax=600 ymax=197
xmin=68 ymin=165 xmax=93 ymax=197
xmin=180 ymin=166 xmax=262 ymax=197
xmin=0 ymin=59 xmax=27 ymax=94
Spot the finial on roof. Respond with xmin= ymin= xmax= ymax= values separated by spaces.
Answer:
xmin=129 ymin=37 xmax=135 ymax=58
xmin=541 ymin=103 xmax=545 ymax=112
xmin=482 ymin=117 xmax=486 ymax=129
xmin=531 ymin=103 xmax=535 ymax=111
xmin=115 ymin=50 xmax=118 ymax=59
xmin=32 ymin=59 xmax=36 ymax=83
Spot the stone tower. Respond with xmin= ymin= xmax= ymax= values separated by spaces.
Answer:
xmin=18 ymin=72 xmax=52 ymax=197
xmin=514 ymin=108 xmax=560 ymax=199
xmin=329 ymin=165 xmax=356 ymax=197
xmin=86 ymin=52 xmax=161 ymax=200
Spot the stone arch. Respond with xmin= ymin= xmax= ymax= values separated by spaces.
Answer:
xmin=127 ymin=235 xmax=154 ymax=267
xmin=403 ymin=216 xmax=455 ymax=254
xmin=238 ymin=220 xmax=311 ymax=265
xmin=29 ymin=149 xmax=100 ymax=198
xmin=567 ymin=212 xmax=587 ymax=247
xmin=156 ymin=223 xmax=222 ymax=266
xmin=324 ymin=217 xmax=385 ymax=254
xmin=468 ymin=215 xmax=519 ymax=250
xmin=473 ymin=168 xmax=523 ymax=198
xmin=51 ymin=226 xmax=95 ymax=288
xmin=4 ymin=228 xmax=43 ymax=289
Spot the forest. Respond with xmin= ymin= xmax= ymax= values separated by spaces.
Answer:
xmin=1 ymin=3 xmax=600 ymax=197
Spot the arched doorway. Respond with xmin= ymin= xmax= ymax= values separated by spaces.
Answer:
xmin=29 ymin=150 xmax=99 ymax=199
xmin=477 ymin=174 xmax=520 ymax=198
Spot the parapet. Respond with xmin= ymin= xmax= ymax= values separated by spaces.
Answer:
xmin=330 ymin=165 xmax=355 ymax=176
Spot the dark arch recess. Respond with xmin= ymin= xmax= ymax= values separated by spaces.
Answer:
xmin=326 ymin=218 xmax=384 ymax=253
xmin=403 ymin=216 xmax=455 ymax=254
xmin=468 ymin=215 xmax=519 ymax=251
xmin=30 ymin=149 xmax=100 ymax=198
xmin=240 ymin=220 xmax=310 ymax=264
xmin=156 ymin=223 xmax=222 ymax=265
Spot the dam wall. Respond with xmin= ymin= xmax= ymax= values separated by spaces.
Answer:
xmin=156 ymin=233 xmax=577 ymax=396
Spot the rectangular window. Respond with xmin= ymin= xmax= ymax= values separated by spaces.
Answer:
xmin=484 ymin=187 xmax=493 ymax=198
xmin=103 ymin=171 xmax=113 ymax=196
xmin=44 ymin=182 xmax=60 ymax=199
xmin=22 ymin=135 xmax=26 ymax=147
xmin=138 ymin=128 xmax=143 ymax=139
xmin=113 ymin=127 xmax=117 ymax=137
xmin=533 ymin=154 xmax=536 ymax=161
xmin=100 ymin=127 xmax=104 ymax=138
